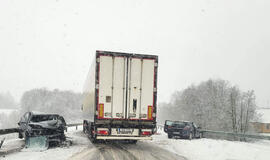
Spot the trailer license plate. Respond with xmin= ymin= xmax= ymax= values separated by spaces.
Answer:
xmin=118 ymin=128 xmax=134 ymax=134
xmin=111 ymin=128 xmax=139 ymax=136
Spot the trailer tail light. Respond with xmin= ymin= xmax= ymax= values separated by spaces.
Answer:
xmin=97 ymin=130 xmax=109 ymax=135
xmin=98 ymin=104 xmax=104 ymax=118
xmin=97 ymin=128 xmax=109 ymax=135
xmin=141 ymin=129 xmax=152 ymax=136
xmin=148 ymin=106 xmax=153 ymax=120
xmin=141 ymin=131 xmax=151 ymax=136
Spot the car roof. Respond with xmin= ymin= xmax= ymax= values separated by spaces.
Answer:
xmin=173 ymin=120 xmax=192 ymax=123
xmin=30 ymin=111 xmax=60 ymax=116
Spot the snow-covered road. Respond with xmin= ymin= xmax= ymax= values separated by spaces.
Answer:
xmin=69 ymin=140 xmax=185 ymax=160
xmin=1 ymin=127 xmax=270 ymax=160
xmin=1 ymin=127 xmax=185 ymax=160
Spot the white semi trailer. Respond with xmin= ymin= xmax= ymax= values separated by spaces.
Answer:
xmin=82 ymin=51 xmax=158 ymax=143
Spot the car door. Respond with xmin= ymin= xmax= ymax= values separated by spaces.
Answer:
xmin=19 ymin=112 xmax=30 ymax=133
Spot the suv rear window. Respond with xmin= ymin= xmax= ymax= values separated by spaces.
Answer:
xmin=172 ymin=122 xmax=186 ymax=128
xmin=165 ymin=121 xmax=173 ymax=125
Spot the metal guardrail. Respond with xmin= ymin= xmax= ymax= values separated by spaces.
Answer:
xmin=201 ymin=130 xmax=270 ymax=140
xmin=0 ymin=138 xmax=5 ymax=149
xmin=0 ymin=123 xmax=83 ymax=136
xmin=0 ymin=128 xmax=20 ymax=136
xmin=156 ymin=123 xmax=270 ymax=140
xmin=66 ymin=123 xmax=82 ymax=127
xmin=66 ymin=123 xmax=82 ymax=131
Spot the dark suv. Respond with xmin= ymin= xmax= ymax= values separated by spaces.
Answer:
xmin=167 ymin=121 xmax=202 ymax=139
xmin=18 ymin=112 xmax=67 ymax=142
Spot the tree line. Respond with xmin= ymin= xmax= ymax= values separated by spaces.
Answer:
xmin=20 ymin=88 xmax=83 ymax=123
xmin=0 ymin=92 xmax=17 ymax=109
xmin=158 ymin=79 xmax=259 ymax=134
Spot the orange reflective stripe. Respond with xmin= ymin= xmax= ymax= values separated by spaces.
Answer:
xmin=148 ymin=106 xmax=153 ymax=120
xmin=99 ymin=104 xmax=104 ymax=118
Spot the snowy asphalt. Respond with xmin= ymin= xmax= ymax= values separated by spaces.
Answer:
xmin=69 ymin=132 xmax=187 ymax=160
xmin=2 ymin=127 xmax=270 ymax=160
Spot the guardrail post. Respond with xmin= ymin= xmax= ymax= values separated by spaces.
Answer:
xmin=0 ymin=138 xmax=5 ymax=149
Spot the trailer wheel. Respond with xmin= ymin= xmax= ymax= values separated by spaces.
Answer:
xmin=90 ymin=137 xmax=97 ymax=143
xmin=89 ymin=127 xmax=97 ymax=143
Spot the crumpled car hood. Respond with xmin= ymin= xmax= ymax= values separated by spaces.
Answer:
xmin=29 ymin=120 xmax=63 ymax=129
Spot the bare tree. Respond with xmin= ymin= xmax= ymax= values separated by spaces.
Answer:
xmin=158 ymin=79 xmax=260 ymax=134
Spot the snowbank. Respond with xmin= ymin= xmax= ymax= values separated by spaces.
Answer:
xmin=150 ymin=131 xmax=270 ymax=160
xmin=1 ymin=126 xmax=88 ymax=160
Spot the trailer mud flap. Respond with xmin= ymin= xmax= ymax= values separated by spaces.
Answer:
xmin=25 ymin=136 xmax=49 ymax=150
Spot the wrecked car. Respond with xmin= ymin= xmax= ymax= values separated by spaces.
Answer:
xmin=18 ymin=112 xmax=67 ymax=148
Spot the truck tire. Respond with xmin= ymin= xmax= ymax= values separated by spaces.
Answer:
xmin=90 ymin=137 xmax=97 ymax=143
xmin=168 ymin=134 xmax=172 ymax=139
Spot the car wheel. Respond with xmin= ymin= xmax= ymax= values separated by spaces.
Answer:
xmin=18 ymin=132 xmax=23 ymax=139
xmin=189 ymin=133 xmax=193 ymax=140
xmin=168 ymin=134 xmax=172 ymax=139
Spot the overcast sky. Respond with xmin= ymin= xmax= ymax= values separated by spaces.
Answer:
xmin=0 ymin=0 xmax=270 ymax=107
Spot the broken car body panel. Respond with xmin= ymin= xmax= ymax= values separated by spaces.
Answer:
xmin=18 ymin=112 xmax=67 ymax=148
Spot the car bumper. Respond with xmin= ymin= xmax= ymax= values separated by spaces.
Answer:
xmin=168 ymin=131 xmax=189 ymax=138
xmin=96 ymin=136 xmax=152 ymax=140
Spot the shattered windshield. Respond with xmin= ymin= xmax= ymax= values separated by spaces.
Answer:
xmin=30 ymin=115 xmax=58 ymax=122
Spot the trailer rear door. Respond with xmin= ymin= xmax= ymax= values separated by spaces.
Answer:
xmin=98 ymin=55 xmax=155 ymax=120
xmin=127 ymin=58 xmax=155 ymax=120
xmin=98 ymin=56 xmax=127 ymax=119
xmin=111 ymin=57 xmax=127 ymax=119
